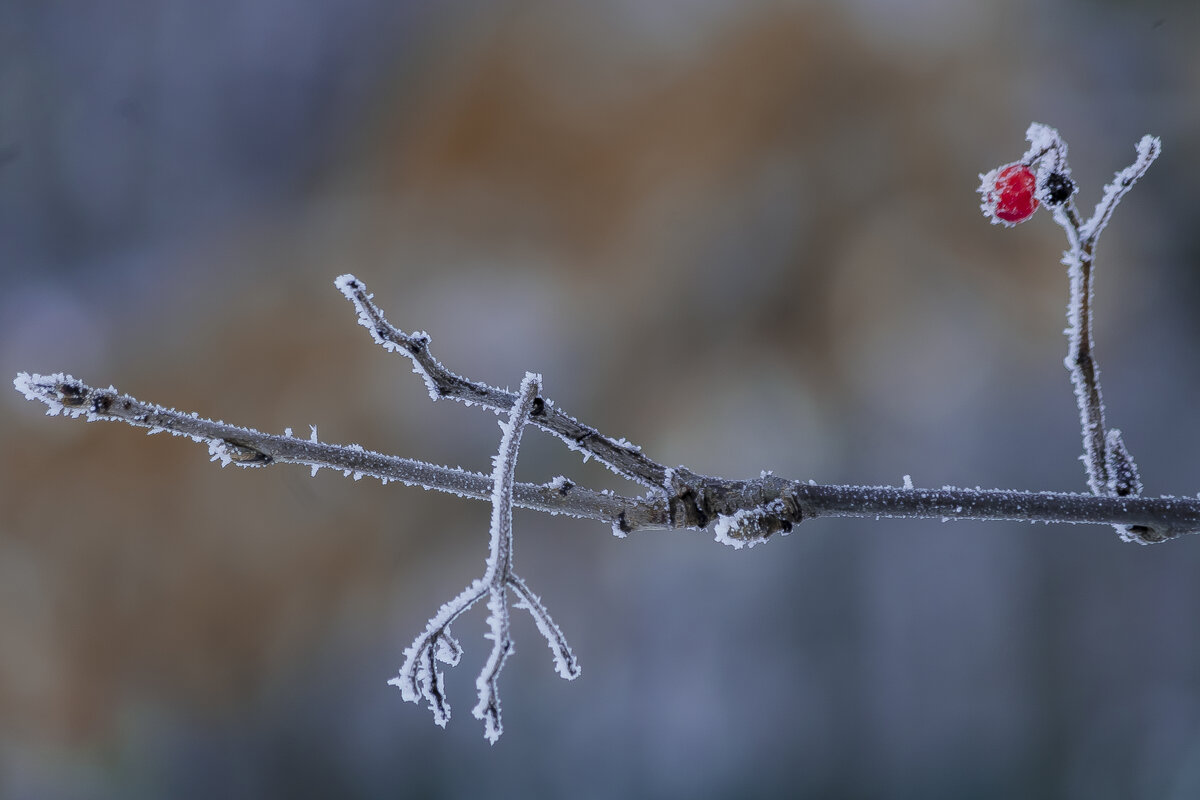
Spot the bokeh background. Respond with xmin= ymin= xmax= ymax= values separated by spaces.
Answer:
xmin=3 ymin=1 xmax=1200 ymax=797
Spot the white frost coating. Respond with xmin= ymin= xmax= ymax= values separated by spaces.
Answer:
xmin=207 ymin=440 xmax=232 ymax=467
xmin=713 ymin=508 xmax=767 ymax=550
xmin=1021 ymin=122 xmax=1064 ymax=163
xmin=611 ymin=437 xmax=641 ymax=452
xmin=902 ymin=474 xmax=914 ymax=490
xmin=1080 ymin=135 xmax=1161 ymax=244
xmin=509 ymin=574 xmax=581 ymax=681
xmin=391 ymin=578 xmax=488 ymax=726
xmin=15 ymin=372 xmax=69 ymax=416
xmin=713 ymin=510 xmax=752 ymax=549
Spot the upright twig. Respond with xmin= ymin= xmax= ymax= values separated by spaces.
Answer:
xmin=1054 ymin=134 xmax=1159 ymax=498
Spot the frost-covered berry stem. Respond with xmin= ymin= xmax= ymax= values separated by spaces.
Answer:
xmin=336 ymin=274 xmax=666 ymax=490
xmin=1050 ymin=132 xmax=1161 ymax=542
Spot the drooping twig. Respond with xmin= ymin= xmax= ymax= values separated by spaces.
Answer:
xmin=390 ymin=372 xmax=579 ymax=742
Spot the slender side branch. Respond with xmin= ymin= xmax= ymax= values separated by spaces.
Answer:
xmin=335 ymin=274 xmax=673 ymax=491
xmin=13 ymin=371 xmax=650 ymax=527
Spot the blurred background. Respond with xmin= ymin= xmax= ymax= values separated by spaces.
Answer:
xmin=3 ymin=0 xmax=1200 ymax=797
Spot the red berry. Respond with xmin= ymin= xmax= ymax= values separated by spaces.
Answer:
xmin=987 ymin=164 xmax=1039 ymax=224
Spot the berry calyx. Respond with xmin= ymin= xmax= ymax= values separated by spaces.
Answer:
xmin=1043 ymin=172 xmax=1075 ymax=205
xmin=984 ymin=164 xmax=1039 ymax=224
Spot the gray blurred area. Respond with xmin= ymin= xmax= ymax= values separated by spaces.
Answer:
xmin=4 ymin=0 xmax=1200 ymax=797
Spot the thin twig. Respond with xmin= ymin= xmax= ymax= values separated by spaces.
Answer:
xmin=12 ymin=371 xmax=649 ymax=527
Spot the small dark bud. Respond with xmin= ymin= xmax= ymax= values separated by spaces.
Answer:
xmin=1044 ymin=172 xmax=1075 ymax=205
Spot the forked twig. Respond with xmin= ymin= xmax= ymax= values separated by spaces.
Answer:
xmin=390 ymin=373 xmax=579 ymax=743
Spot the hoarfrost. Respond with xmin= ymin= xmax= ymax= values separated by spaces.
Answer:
xmin=207 ymin=440 xmax=232 ymax=467
xmin=712 ymin=506 xmax=780 ymax=550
